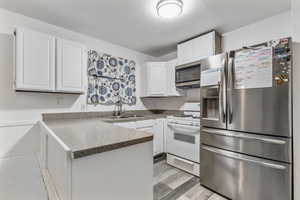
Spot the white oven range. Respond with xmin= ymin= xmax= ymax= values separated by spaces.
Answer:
xmin=166 ymin=115 xmax=200 ymax=176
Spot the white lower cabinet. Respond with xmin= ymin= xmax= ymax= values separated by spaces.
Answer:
xmin=41 ymin=122 xmax=153 ymax=200
xmin=114 ymin=119 xmax=165 ymax=156
xmin=136 ymin=119 xmax=164 ymax=156
xmin=113 ymin=121 xmax=136 ymax=129
xmin=152 ymin=119 xmax=164 ymax=155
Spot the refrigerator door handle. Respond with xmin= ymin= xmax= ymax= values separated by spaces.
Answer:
xmin=219 ymin=61 xmax=227 ymax=124
xmin=221 ymin=60 xmax=227 ymax=123
xmin=228 ymin=56 xmax=234 ymax=124
xmin=218 ymin=81 xmax=225 ymax=123
xmin=201 ymin=145 xmax=287 ymax=170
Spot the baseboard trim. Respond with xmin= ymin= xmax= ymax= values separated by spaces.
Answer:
xmin=154 ymin=153 xmax=166 ymax=164
xmin=41 ymin=169 xmax=61 ymax=200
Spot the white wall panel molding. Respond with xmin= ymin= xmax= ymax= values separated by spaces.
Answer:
xmin=0 ymin=120 xmax=37 ymax=128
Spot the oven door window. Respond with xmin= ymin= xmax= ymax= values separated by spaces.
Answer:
xmin=174 ymin=133 xmax=195 ymax=144
xmin=176 ymin=64 xmax=200 ymax=83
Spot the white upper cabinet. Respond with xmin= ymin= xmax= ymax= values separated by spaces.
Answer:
xmin=146 ymin=62 xmax=167 ymax=96
xmin=15 ymin=27 xmax=86 ymax=93
xmin=56 ymin=38 xmax=85 ymax=93
xmin=166 ymin=59 xmax=183 ymax=96
xmin=142 ymin=60 xmax=183 ymax=97
xmin=177 ymin=31 xmax=221 ymax=65
xmin=192 ymin=32 xmax=215 ymax=61
xmin=177 ymin=40 xmax=194 ymax=65
xmin=15 ymin=27 xmax=56 ymax=91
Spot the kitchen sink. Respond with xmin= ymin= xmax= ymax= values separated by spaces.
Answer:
xmin=108 ymin=114 xmax=144 ymax=119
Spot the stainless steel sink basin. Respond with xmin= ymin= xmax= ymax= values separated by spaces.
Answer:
xmin=108 ymin=115 xmax=144 ymax=119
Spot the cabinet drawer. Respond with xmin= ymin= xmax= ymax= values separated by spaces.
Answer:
xmin=167 ymin=154 xmax=199 ymax=177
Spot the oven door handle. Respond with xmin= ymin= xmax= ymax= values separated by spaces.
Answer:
xmin=168 ymin=123 xmax=200 ymax=134
xmin=201 ymin=145 xmax=287 ymax=170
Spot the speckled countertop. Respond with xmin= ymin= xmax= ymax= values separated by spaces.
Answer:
xmin=45 ymin=118 xmax=154 ymax=159
xmin=43 ymin=110 xmax=183 ymax=159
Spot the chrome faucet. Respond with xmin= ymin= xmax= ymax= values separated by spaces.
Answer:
xmin=114 ymin=96 xmax=124 ymax=117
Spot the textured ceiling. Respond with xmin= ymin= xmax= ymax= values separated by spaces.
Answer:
xmin=0 ymin=0 xmax=290 ymax=57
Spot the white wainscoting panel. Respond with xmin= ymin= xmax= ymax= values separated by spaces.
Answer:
xmin=0 ymin=155 xmax=47 ymax=200
xmin=0 ymin=120 xmax=39 ymax=159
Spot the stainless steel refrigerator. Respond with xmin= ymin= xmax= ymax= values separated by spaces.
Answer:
xmin=200 ymin=38 xmax=292 ymax=200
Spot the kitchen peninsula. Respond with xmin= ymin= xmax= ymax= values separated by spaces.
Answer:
xmin=40 ymin=113 xmax=155 ymax=200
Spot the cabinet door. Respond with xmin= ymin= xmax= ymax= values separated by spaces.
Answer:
xmin=136 ymin=126 xmax=157 ymax=155
xmin=192 ymin=32 xmax=214 ymax=61
xmin=147 ymin=62 xmax=166 ymax=96
xmin=166 ymin=59 xmax=183 ymax=96
xmin=152 ymin=119 xmax=165 ymax=155
xmin=178 ymin=40 xmax=194 ymax=65
xmin=136 ymin=119 xmax=164 ymax=156
xmin=56 ymin=38 xmax=85 ymax=93
xmin=15 ymin=28 xmax=55 ymax=91
xmin=177 ymin=43 xmax=185 ymax=65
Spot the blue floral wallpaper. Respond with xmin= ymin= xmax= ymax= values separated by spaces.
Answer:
xmin=87 ymin=50 xmax=136 ymax=105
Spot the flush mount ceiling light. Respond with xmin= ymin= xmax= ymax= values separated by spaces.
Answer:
xmin=156 ymin=0 xmax=183 ymax=18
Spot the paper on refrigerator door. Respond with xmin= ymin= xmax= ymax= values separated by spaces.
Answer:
xmin=201 ymin=68 xmax=221 ymax=87
xmin=234 ymin=47 xmax=273 ymax=89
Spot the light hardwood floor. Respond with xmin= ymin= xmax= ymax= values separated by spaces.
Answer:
xmin=154 ymin=160 xmax=228 ymax=200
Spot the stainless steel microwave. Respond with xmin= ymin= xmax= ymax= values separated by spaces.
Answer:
xmin=175 ymin=62 xmax=201 ymax=88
